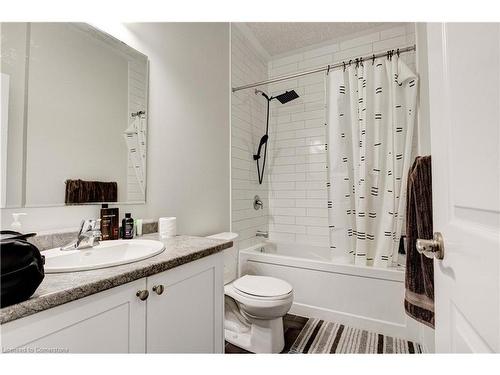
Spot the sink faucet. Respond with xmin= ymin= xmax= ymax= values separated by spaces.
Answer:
xmin=61 ymin=219 xmax=102 ymax=250
xmin=256 ymin=230 xmax=269 ymax=239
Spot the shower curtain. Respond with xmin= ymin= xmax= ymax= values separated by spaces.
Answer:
xmin=327 ymin=55 xmax=418 ymax=267
xmin=123 ymin=114 xmax=147 ymax=196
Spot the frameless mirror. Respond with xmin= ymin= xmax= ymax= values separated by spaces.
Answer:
xmin=1 ymin=23 xmax=148 ymax=208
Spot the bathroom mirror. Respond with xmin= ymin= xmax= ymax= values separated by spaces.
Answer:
xmin=0 ymin=23 xmax=149 ymax=208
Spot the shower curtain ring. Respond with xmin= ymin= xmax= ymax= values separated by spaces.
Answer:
xmin=349 ymin=59 xmax=352 ymax=66
xmin=343 ymin=62 xmax=346 ymax=71
xmin=396 ymin=48 xmax=400 ymax=57
xmin=372 ymin=54 xmax=375 ymax=65
xmin=327 ymin=64 xmax=330 ymax=75
xmin=360 ymin=57 xmax=363 ymax=67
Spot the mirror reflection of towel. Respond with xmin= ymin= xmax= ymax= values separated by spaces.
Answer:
xmin=404 ymin=155 xmax=434 ymax=328
xmin=65 ymin=179 xmax=117 ymax=204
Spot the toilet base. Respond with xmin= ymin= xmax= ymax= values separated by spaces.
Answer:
xmin=224 ymin=316 xmax=285 ymax=354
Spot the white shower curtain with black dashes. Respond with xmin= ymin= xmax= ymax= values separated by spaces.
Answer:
xmin=326 ymin=55 xmax=418 ymax=267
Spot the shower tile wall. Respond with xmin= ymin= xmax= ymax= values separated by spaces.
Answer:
xmin=267 ymin=24 xmax=416 ymax=246
xmin=231 ymin=25 xmax=269 ymax=251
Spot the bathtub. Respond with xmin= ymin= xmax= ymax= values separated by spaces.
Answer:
xmin=238 ymin=241 xmax=420 ymax=341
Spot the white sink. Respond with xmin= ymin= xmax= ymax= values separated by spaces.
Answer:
xmin=44 ymin=239 xmax=165 ymax=273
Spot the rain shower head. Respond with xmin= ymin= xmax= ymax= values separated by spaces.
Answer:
xmin=275 ymin=90 xmax=299 ymax=104
xmin=255 ymin=89 xmax=299 ymax=104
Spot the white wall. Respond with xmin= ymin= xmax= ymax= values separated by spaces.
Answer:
xmin=415 ymin=23 xmax=432 ymax=156
xmin=266 ymin=24 xmax=417 ymax=246
xmin=231 ymin=24 xmax=269 ymax=251
xmin=1 ymin=23 xmax=231 ymax=236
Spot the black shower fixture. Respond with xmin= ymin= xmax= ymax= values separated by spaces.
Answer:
xmin=253 ymin=89 xmax=300 ymax=184
xmin=275 ymin=90 xmax=300 ymax=104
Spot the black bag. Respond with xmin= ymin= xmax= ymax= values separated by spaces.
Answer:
xmin=1 ymin=231 xmax=45 ymax=308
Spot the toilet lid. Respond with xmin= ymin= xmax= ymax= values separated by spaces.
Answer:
xmin=233 ymin=275 xmax=292 ymax=297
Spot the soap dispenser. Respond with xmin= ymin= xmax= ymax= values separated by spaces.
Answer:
xmin=11 ymin=213 xmax=27 ymax=232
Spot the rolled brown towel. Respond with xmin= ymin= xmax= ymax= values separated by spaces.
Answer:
xmin=65 ymin=179 xmax=118 ymax=204
xmin=404 ymin=155 xmax=434 ymax=328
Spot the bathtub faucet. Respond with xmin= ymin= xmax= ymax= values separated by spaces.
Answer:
xmin=256 ymin=230 xmax=269 ymax=239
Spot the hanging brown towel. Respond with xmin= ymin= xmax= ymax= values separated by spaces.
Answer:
xmin=404 ymin=155 xmax=434 ymax=328
xmin=65 ymin=179 xmax=118 ymax=204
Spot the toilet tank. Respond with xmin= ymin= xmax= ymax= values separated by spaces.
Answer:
xmin=206 ymin=232 xmax=239 ymax=284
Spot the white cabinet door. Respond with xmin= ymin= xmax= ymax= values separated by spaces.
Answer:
xmin=2 ymin=279 xmax=147 ymax=353
xmin=427 ymin=23 xmax=500 ymax=353
xmin=146 ymin=253 xmax=224 ymax=353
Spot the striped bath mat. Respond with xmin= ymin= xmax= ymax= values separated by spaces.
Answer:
xmin=288 ymin=318 xmax=423 ymax=354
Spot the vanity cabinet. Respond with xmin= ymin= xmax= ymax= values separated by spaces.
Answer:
xmin=1 ymin=253 xmax=224 ymax=353
xmin=146 ymin=254 xmax=224 ymax=353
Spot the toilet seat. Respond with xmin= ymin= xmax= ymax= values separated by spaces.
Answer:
xmin=233 ymin=275 xmax=292 ymax=299
xmin=233 ymin=287 xmax=293 ymax=301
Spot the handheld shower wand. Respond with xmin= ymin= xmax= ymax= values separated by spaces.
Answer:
xmin=252 ymin=88 xmax=299 ymax=184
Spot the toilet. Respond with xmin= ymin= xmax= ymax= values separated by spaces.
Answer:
xmin=207 ymin=233 xmax=294 ymax=354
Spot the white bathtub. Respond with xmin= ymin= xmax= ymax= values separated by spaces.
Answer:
xmin=238 ymin=241 xmax=420 ymax=341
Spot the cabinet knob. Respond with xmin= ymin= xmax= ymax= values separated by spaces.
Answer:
xmin=152 ymin=284 xmax=165 ymax=295
xmin=136 ymin=289 xmax=149 ymax=301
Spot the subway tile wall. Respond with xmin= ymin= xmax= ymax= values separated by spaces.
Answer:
xmin=231 ymin=25 xmax=269 ymax=252
xmin=266 ymin=24 xmax=416 ymax=247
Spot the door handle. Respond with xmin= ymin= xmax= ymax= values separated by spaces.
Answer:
xmin=416 ymin=232 xmax=445 ymax=260
xmin=136 ymin=289 xmax=149 ymax=301
xmin=152 ymin=285 xmax=165 ymax=295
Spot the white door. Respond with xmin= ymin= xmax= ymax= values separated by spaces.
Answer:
xmin=146 ymin=253 xmax=224 ymax=353
xmin=426 ymin=23 xmax=500 ymax=353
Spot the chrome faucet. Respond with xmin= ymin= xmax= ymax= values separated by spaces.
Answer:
xmin=61 ymin=219 xmax=102 ymax=250
xmin=253 ymin=195 xmax=264 ymax=210
xmin=256 ymin=230 xmax=269 ymax=239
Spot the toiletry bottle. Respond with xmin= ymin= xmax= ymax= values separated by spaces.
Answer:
xmin=122 ymin=213 xmax=134 ymax=239
xmin=135 ymin=219 xmax=143 ymax=237
xmin=11 ymin=213 xmax=27 ymax=232
xmin=100 ymin=205 xmax=119 ymax=240
xmin=100 ymin=204 xmax=112 ymax=241
xmin=110 ymin=207 xmax=120 ymax=240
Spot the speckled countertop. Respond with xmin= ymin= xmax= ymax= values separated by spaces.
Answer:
xmin=0 ymin=233 xmax=232 ymax=325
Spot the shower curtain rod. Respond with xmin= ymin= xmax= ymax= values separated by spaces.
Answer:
xmin=232 ymin=45 xmax=416 ymax=93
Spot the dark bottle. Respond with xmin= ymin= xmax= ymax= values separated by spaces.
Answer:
xmin=100 ymin=204 xmax=119 ymax=240
xmin=100 ymin=204 xmax=111 ymax=241
xmin=122 ymin=213 xmax=134 ymax=240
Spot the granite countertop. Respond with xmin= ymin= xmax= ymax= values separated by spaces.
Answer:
xmin=0 ymin=233 xmax=232 ymax=325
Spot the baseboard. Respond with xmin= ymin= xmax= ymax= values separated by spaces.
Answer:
xmin=290 ymin=302 xmax=420 ymax=342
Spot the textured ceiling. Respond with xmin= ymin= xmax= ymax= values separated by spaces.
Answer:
xmin=244 ymin=22 xmax=393 ymax=56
